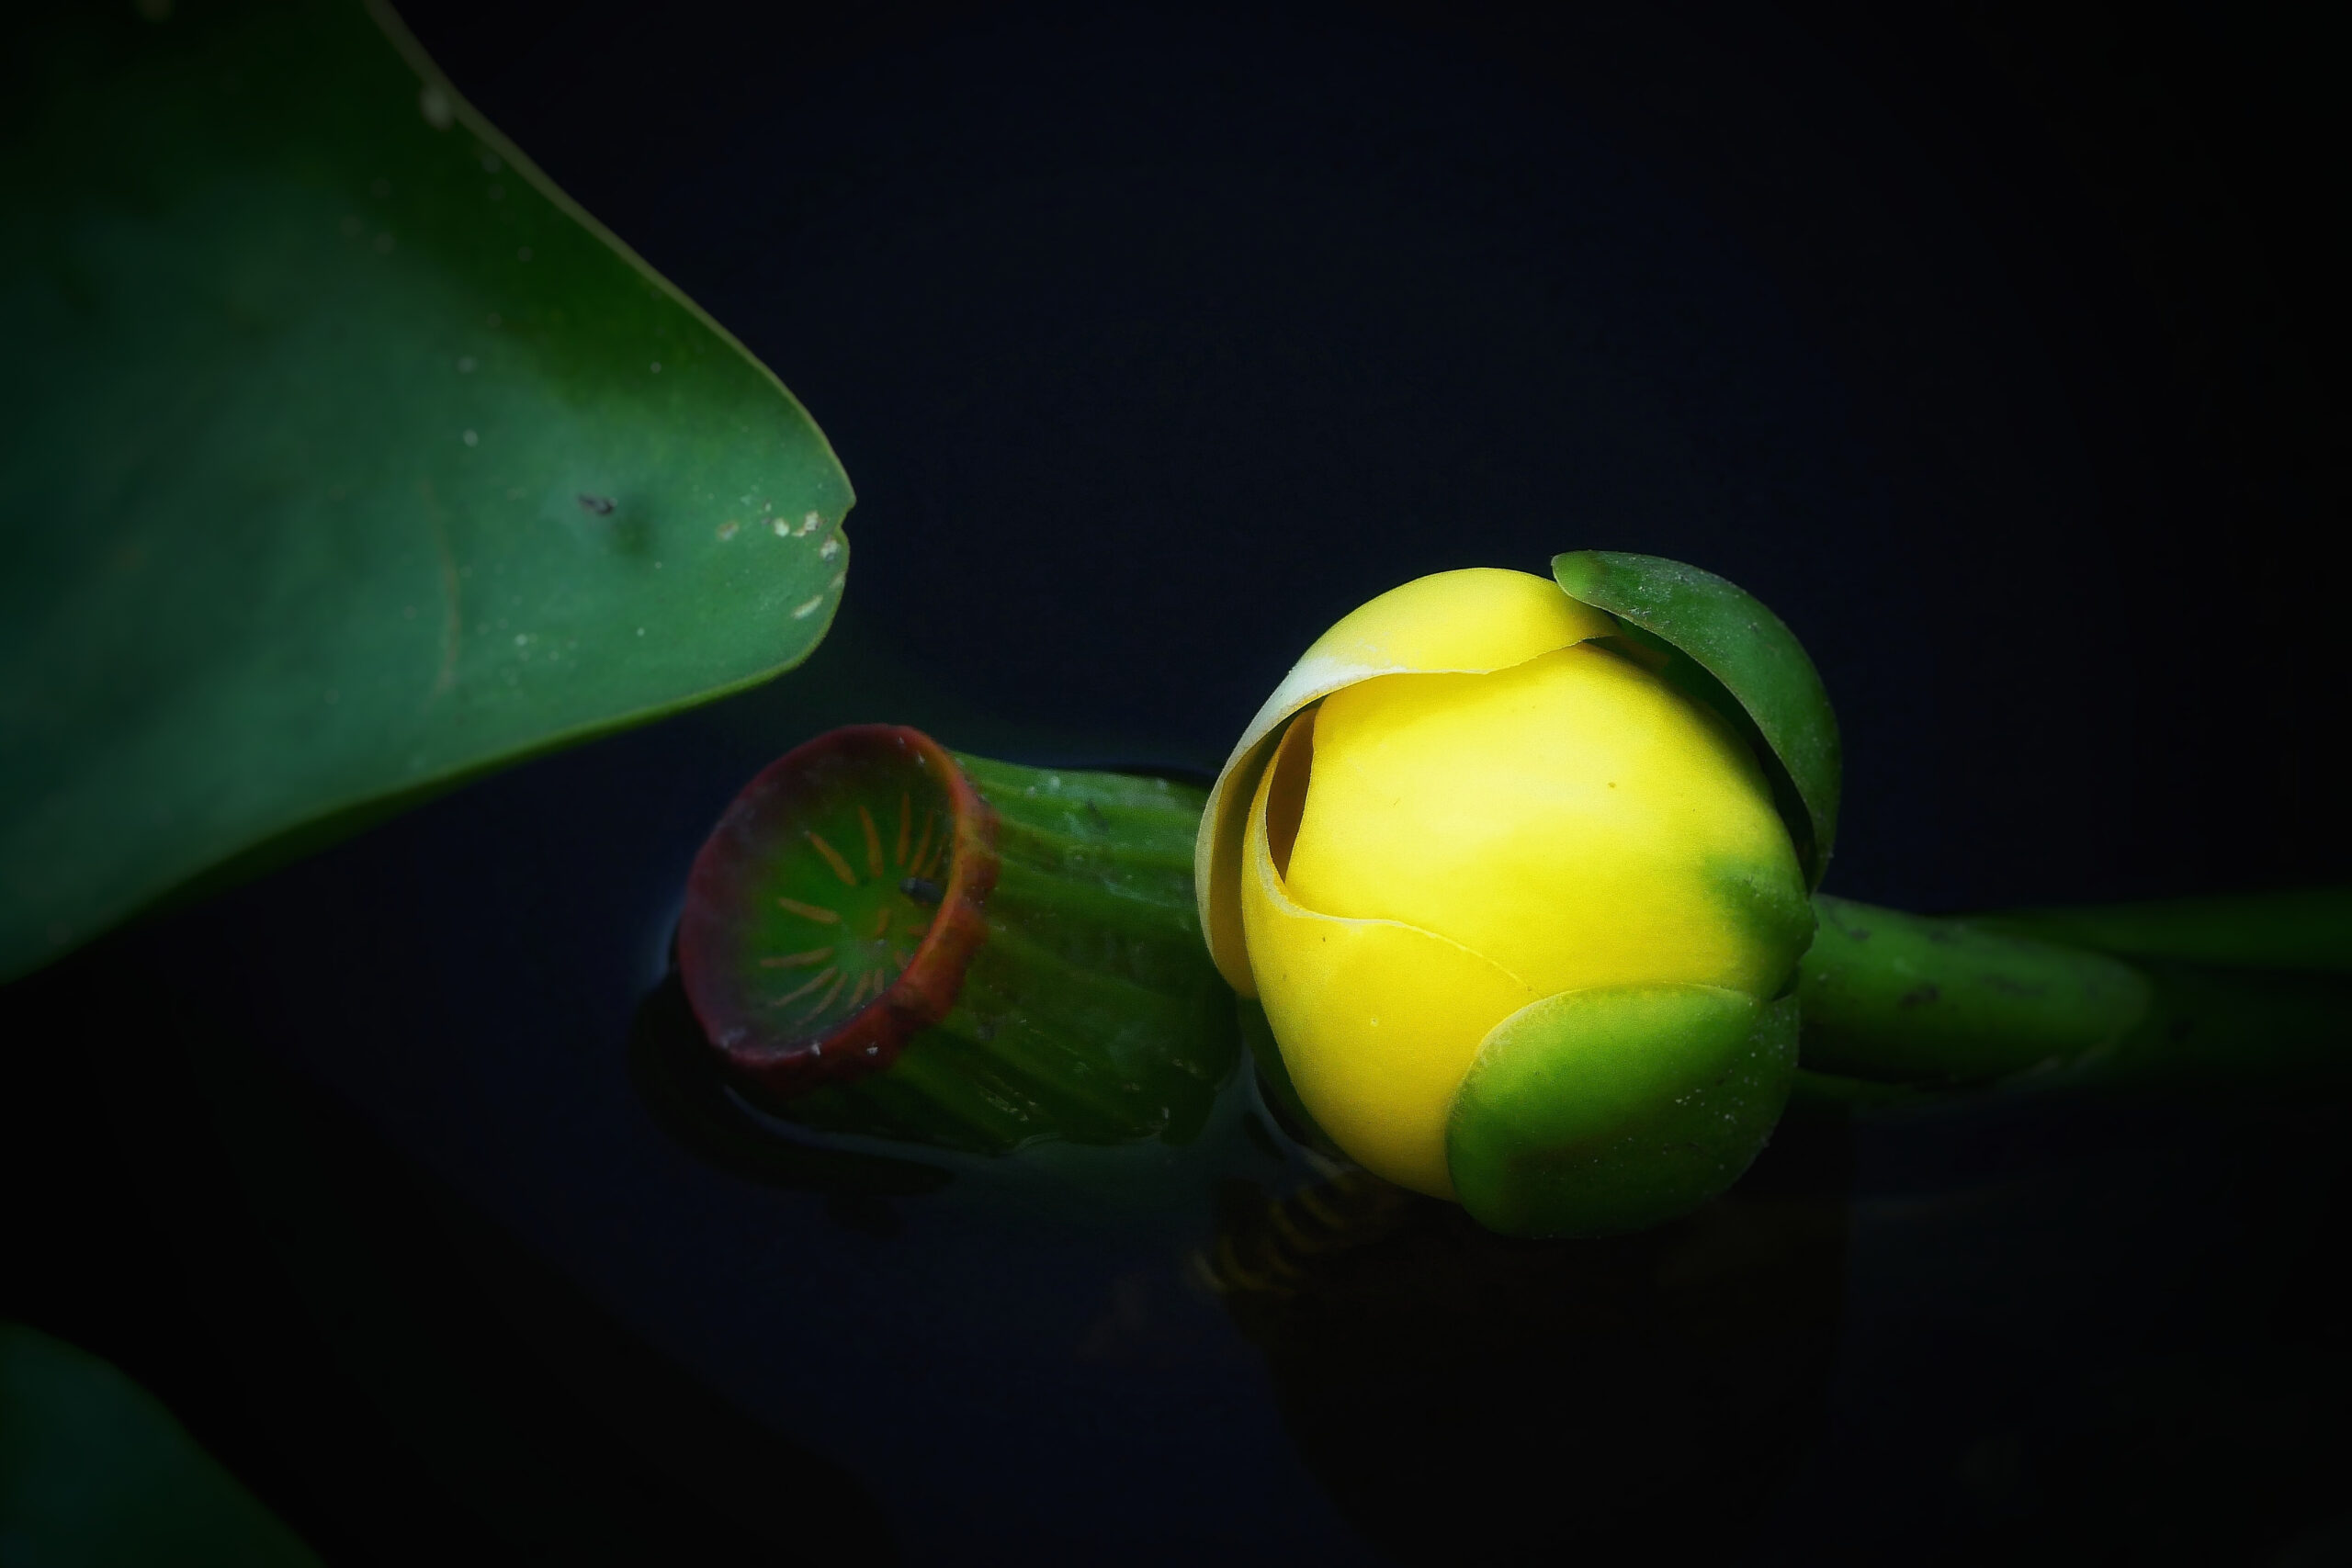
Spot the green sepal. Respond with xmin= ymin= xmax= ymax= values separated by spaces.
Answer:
xmin=1444 ymin=985 xmax=1798 ymax=1238
xmin=1553 ymin=551 xmax=1840 ymax=890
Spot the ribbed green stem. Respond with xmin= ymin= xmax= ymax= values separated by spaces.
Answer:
xmin=772 ymin=754 xmax=1238 ymax=1155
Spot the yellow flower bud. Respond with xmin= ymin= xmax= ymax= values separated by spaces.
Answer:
xmin=1197 ymin=568 xmax=1815 ymax=1223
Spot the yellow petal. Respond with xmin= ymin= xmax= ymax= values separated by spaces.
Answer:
xmin=1240 ymin=714 xmax=1542 ymax=1196
xmin=1286 ymin=643 xmax=1805 ymax=999
xmin=1197 ymin=568 xmax=1614 ymax=992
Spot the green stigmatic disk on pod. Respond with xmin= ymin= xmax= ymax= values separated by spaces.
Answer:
xmin=679 ymin=727 xmax=1238 ymax=1156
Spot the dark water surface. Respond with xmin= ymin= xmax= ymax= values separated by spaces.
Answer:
xmin=26 ymin=681 xmax=2350 ymax=1564
xmin=9 ymin=1 xmax=2348 ymax=1562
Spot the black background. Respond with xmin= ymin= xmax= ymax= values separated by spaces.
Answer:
xmin=368 ymin=0 xmax=2352 ymax=917
xmin=7 ymin=1 xmax=2348 ymax=1563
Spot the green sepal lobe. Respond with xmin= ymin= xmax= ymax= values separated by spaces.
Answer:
xmin=1554 ymin=551 xmax=1839 ymax=890
xmin=1445 ymin=985 xmax=1798 ymax=1238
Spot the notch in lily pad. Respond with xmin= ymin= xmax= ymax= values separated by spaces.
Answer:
xmin=1553 ymin=551 xmax=1841 ymax=890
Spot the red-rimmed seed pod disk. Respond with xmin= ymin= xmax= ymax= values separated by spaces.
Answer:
xmin=678 ymin=725 xmax=998 ymax=1096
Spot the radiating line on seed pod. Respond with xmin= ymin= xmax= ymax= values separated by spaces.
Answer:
xmin=909 ymin=812 xmax=935 ymax=878
xmin=777 ymin=896 xmax=840 ymax=924
xmin=768 ymin=964 xmax=840 ymax=1008
xmin=806 ymin=829 xmax=859 ymax=887
xmin=797 ymin=969 xmax=845 ymax=1022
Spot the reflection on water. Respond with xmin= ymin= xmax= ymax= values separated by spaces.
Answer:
xmin=639 ymin=941 xmax=1853 ymax=1562
xmin=631 ymin=969 xmax=955 ymax=1213
xmin=1197 ymin=1133 xmax=1849 ymax=1563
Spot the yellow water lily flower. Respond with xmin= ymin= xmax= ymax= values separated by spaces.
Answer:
xmin=1196 ymin=567 xmax=1816 ymax=1229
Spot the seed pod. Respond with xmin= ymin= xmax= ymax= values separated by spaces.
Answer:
xmin=680 ymin=726 xmax=1237 ymax=1155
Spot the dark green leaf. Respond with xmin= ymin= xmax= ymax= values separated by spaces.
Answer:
xmin=0 ymin=0 xmax=852 ymax=980
xmin=1 ymin=1320 xmax=323 ymax=1568
xmin=1553 ymin=550 xmax=1839 ymax=888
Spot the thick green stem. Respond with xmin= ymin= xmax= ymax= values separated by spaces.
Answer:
xmin=1969 ymin=887 xmax=2352 ymax=975
xmin=1798 ymin=896 xmax=2153 ymax=1083
xmin=1799 ymin=891 xmax=2352 ymax=1090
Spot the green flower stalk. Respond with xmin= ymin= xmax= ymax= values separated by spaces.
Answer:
xmin=1798 ymin=897 xmax=2154 ymax=1083
xmin=1799 ymin=888 xmax=2352 ymax=1094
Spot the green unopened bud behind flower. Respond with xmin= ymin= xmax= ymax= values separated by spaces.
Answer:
xmin=1198 ymin=565 xmax=1827 ymax=1235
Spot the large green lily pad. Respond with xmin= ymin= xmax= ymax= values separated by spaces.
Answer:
xmin=0 ymin=0 xmax=852 ymax=981
xmin=2 ymin=1320 xmax=323 ymax=1568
